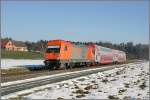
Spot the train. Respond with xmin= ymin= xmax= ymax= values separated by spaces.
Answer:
xmin=44 ymin=40 xmax=126 ymax=69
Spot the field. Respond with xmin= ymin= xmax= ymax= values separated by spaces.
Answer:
xmin=1 ymin=59 xmax=44 ymax=77
xmin=1 ymin=50 xmax=43 ymax=59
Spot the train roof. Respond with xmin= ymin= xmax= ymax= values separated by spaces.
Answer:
xmin=47 ymin=40 xmax=125 ymax=53
xmin=95 ymin=44 xmax=125 ymax=53
xmin=48 ymin=39 xmax=72 ymax=43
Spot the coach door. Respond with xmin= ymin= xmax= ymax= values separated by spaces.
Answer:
xmin=95 ymin=47 xmax=101 ymax=63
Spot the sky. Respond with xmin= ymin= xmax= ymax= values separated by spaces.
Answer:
xmin=1 ymin=1 xmax=149 ymax=44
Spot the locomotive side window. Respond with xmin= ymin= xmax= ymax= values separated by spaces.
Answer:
xmin=92 ymin=49 xmax=95 ymax=54
xmin=64 ymin=45 xmax=67 ymax=51
xmin=46 ymin=46 xmax=60 ymax=53
xmin=96 ymin=55 xmax=98 ymax=60
xmin=101 ymin=47 xmax=111 ymax=52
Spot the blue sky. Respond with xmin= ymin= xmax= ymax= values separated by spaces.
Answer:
xmin=1 ymin=1 xmax=149 ymax=44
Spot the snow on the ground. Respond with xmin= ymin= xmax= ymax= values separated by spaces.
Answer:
xmin=19 ymin=61 xmax=149 ymax=99
xmin=1 ymin=59 xmax=44 ymax=69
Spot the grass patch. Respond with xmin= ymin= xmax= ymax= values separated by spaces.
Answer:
xmin=118 ymin=89 xmax=127 ymax=93
xmin=76 ymin=94 xmax=85 ymax=98
xmin=9 ymin=92 xmax=32 ymax=100
xmin=17 ymin=92 xmax=32 ymax=97
xmin=1 ymin=50 xmax=43 ymax=59
xmin=139 ymin=81 xmax=147 ymax=90
xmin=57 ymin=97 xmax=64 ymax=99
xmin=108 ymin=95 xmax=119 ymax=99
xmin=101 ymin=78 xmax=109 ymax=83
xmin=72 ymin=89 xmax=84 ymax=94
xmin=1 ymin=67 xmax=49 ymax=77
xmin=84 ymin=85 xmax=92 ymax=90
xmin=110 ymin=78 xmax=117 ymax=81
xmin=98 ymin=90 xmax=102 ymax=92
xmin=1 ymin=68 xmax=31 ymax=76
xmin=91 ymin=80 xmax=96 ymax=83
xmin=124 ymin=60 xmax=137 ymax=64
xmin=9 ymin=97 xmax=22 ymax=100
xmin=124 ymin=83 xmax=130 ymax=88
xmin=77 ymin=78 xmax=86 ymax=82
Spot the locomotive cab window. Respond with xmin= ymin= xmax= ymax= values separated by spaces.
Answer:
xmin=46 ymin=46 xmax=60 ymax=53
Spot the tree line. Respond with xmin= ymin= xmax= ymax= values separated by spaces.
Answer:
xmin=72 ymin=41 xmax=149 ymax=60
xmin=2 ymin=37 xmax=149 ymax=60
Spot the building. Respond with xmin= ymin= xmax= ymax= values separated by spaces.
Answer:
xmin=1 ymin=39 xmax=28 ymax=51
xmin=12 ymin=41 xmax=28 ymax=51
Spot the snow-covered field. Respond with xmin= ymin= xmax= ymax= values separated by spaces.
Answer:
xmin=1 ymin=59 xmax=44 ymax=69
xmin=9 ymin=61 xmax=147 ymax=99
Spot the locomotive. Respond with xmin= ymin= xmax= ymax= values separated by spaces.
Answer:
xmin=44 ymin=40 xmax=126 ymax=69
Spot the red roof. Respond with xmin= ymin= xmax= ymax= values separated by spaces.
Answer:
xmin=1 ymin=39 xmax=9 ymax=48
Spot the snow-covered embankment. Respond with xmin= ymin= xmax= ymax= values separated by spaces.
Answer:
xmin=23 ymin=62 xmax=149 ymax=99
xmin=1 ymin=59 xmax=44 ymax=69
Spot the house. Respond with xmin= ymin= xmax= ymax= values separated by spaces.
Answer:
xmin=1 ymin=39 xmax=13 ymax=50
xmin=12 ymin=41 xmax=28 ymax=51
xmin=1 ymin=39 xmax=28 ymax=51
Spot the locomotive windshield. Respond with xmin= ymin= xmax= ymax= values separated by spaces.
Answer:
xmin=46 ymin=46 xmax=60 ymax=53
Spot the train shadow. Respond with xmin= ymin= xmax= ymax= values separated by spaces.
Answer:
xmin=20 ymin=62 xmax=125 ymax=71
xmin=20 ymin=65 xmax=50 ymax=71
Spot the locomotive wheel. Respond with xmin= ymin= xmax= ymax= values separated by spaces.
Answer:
xmin=65 ymin=63 xmax=70 ymax=69
xmin=69 ymin=63 xmax=75 ymax=69
xmin=114 ymin=61 xmax=118 ymax=64
xmin=86 ymin=63 xmax=90 ymax=67
xmin=48 ymin=66 xmax=55 ymax=70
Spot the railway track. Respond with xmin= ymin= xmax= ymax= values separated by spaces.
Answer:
xmin=1 ymin=63 xmax=123 ymax=83
xmin=1 ymin=62 xmax=140 ymax=97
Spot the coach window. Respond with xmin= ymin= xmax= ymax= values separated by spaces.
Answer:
xmin=96 ymin=55 xmax=98 ymax=60
xmin=64 ymin=45 xmax=67 ymax=51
